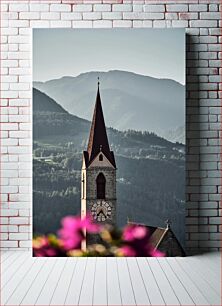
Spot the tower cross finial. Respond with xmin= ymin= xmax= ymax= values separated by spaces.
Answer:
xmin=97 ymin=77 xmax=100 ymax=88
xmin=165 ymin=219 xmax=171 ymax=229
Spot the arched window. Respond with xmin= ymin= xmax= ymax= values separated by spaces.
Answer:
xmin=96 ymin=173 xmax=106 ymax=199
xmin=99 ymin=154 xmax=103 ymax=161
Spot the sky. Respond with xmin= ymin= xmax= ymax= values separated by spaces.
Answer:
xmin=33 ymin=28 xmax=185 ymax=85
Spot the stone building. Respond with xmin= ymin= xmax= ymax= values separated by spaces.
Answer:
xmin=81 ymin=80 xmax=117 ymax=246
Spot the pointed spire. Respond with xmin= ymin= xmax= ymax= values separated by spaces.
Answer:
xmin=86 ymin=79 xmax=116 ymax=168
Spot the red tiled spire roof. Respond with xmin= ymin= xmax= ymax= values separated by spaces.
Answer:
xmin=85 ymin=80 xmax=116 ymax=168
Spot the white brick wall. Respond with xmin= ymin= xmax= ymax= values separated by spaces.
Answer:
xmin=0 ymin=0 xmax=221 ymax=254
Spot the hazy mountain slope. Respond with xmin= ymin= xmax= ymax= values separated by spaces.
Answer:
xmin=34 ymin=70 xmax=185 ymax=139
xmin=33 ymin=87 xmax=185 ymax=244
xmin=33 ymin=88 xmax=67 ymax=113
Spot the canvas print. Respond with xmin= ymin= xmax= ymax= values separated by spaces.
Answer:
xmin=33 ymin=29 xmax=185 ymax=257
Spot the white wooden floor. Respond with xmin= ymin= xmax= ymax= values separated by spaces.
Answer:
xmin=1 ymin=251 xmax=221 ymax=306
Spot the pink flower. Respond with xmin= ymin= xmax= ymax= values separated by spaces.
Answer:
xmin=150 ymin=249 xmax=165 ymax=257
xmin=119 ymin=246 xmax=136 ymax=257
xmin=123 ymin=225 xmax=147 ymax=241
xmin=58 ymin=215 xmax=100 ymax=251
xmin=33 ymin=236 xmax=63 ymax=257
xmin=121 ymin=224 xmax=165 ymax=257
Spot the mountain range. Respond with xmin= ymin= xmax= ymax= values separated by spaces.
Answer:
xmin=34 ymin=70 xmax=185 ymax=143
xmin=33 ymin=87 xmax=185 ymax=245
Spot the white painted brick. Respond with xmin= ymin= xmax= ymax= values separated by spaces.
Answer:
xmin=179 ymin=12 xmax=198 ymax=20
xmin=9 ymin=217 xmax=29 ymax=225
xmin=1 ymin=209 xmax=18 ymax=216
xmin=83 ymin=12 xmax=102 ymax=20
xmin=200 ymin=12 xmax=221 ymax=20
xmin=94 ymin=4 xmax=111 ymax=12
xmin=172 ymin=20 xmax=188 ymax=27
xmin=9 ymin=233 xmax=29 ymax=240
xmin=189 ymin=4 xmax=207 ymax=12
xmin=29 ymin=4 xmax=49 ymax=12
xmin=50 ymin=21 xmax=72 ymax=28
xmin=30 ymin=20 xmax=50 ymax=28
xmin=9 ymin=20 xmax=29 ymax=28
xmin=113 ymin=20 xmax=132 ymax=27
xmin=153 ymin=20 xmax=171 ymax=28
xmin=209 ymin=60 xmax=221 ymax=67
xmin=8 ymin=35 xmax=31 ymax=44
xmin=50 ymin=4 xmax=71 ymax=12
xmin=190 ymin=20 xmax=218 ymax=28
xmin=41 ymin=12 xmax=60 ymax=20
xmin=19 ymin=241 xmax=31 ymax=248
xmin=9 ymin=99 xmax=29 ymax=107
xmin=9 ymin=115 xmax=29 ymax=123
xmin=93 ymin=20 xmax=112 ymax=28
xmin=19 ymin=226 xmax=30 ymax=233
xmin=166 ymin=5 xmax=188 ymax=12
xmin=1 ymin=28 xmax=18 ymax=36
xmin=19 ymin=12 xmax=40 ymax=20
xmin=209 ymin=4 xmax=219 ymax=12
xmin=133 ymin=5 xmax=143 ymax=12
xmin=112 ymin=4 xmax=132 ymax=12
xmin=61 ymin=12 xmax=82 ymax=20
xmin=73 ymin=4 xmax=92 ymax=12
xmin=1 ymin=241 xmax=18 ymax=248
xmin=1 ymin=233 xmax=9 ymax=240
xmin=133 ymin=20 xmax=143 ymax=27
xmin=1 ymin=4 xmax=8 ymax=12
xmin=10 ymin=83 xmax=30 ymax=91
xmin=123 ymin=12 xmax=164 ymax=19
xmin=102 ymin=12 xmax=122 ymax=19
xmin=9 ymin=68 xmax=31 ymax=75
xmin=2 ymin=170 xmax=18 ymax=178
xmin=72 ymin=20 xmax=93 ymax=28
xmin=9 ymin=44 xmax=18 ymax=51
xmin=1 ymin=138 xmax=18 ymax=146
xmin=165 ymin=13 xmax=178 ymax=20
xmin=19 ymin=210 xmax=29 ymax=217
xmin=144 ymin=5 xmax=165 ymax=12
xmin=209 ymin=217 xmax=221 ymax=225
xmin=9 ymin=4 xmax=29 ymax=12
xmin=1 ymin=60 xmax=18 ymax=68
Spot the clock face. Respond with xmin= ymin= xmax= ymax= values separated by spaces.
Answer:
xmin=91 ymin=200 xmax=112 ymax=222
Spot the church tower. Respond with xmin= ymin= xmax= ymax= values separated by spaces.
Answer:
xmin=81 ymin=79 xmax=117 ymax=245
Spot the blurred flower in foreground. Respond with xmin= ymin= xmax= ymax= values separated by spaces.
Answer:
xmin=33 ymin=215 xmax=165 ymax=257
xmin=58 ymin=215 xmax=100 ymax=251
xmin=120 ymin=224 xmax=165 ymax=257
xmin=33 ymin=235 xmax=65 ymax=257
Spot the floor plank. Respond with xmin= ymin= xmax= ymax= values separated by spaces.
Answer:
xmin=167 ymin=257 xmax=210 ymax=305
xmin=93 ymin=257 xmax=107 ymax=306
xmin=5 ymin=258 xmax=45 ymax=305
xmin=2 ymin=251 xmax=22 ymax=273
xmin=20 ymin=258 xmax=56 ymax=305
xmin=35 ymin=258 xmax=67 ymax=305
xmin=127 ymin=258 xmax=150 ymax=305
xmin=50 ymin=258 xmax=77 ymax=305
xmin=1 ymin=257 xmax=36 ymax=305
xmin=137 ymin=257 xmax=165 ymax=305
xmin=157 ymin=258 xmax=195 ymax=305
xmin=78 ymin=257 xmax=96 ymax=305
xmin=1 ymin=252 xmax=221 ymax=306
xmin=176 ymin=257 xmax=221 ymax=305
xmin=107 ymin=258 xmax=122 ymax=306
xmin=1 ymin=252 xmax=30 ymax=289
xmin=117 ymin=258 xmax=136 ymax=305
xmin=65 ymin=258 xmax=87 ymax=306
xmin=148 ymin=258 xmax=179 ymax=305
xmin=186 ymin=255 xmax=220 ymax=294
xmin=0 ymin=251 xmax=14 ymax=263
